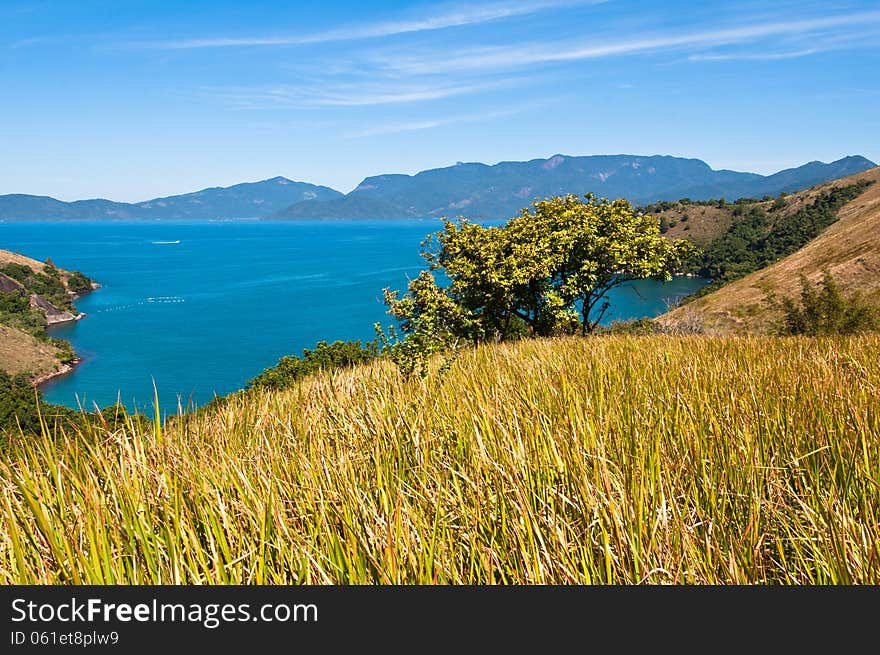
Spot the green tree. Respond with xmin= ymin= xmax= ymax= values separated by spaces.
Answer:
xmin=384 ymin=193 xmax=696 ymax=353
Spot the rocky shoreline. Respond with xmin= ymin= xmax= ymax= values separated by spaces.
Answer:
xmin=36 ymin=281 xmax=101 ymax=384
xmin=33 ymin=358 xmax=81 ymax=388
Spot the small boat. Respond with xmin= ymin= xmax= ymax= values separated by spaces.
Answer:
xmin=151 ymin=240 xmax=181 ymax=245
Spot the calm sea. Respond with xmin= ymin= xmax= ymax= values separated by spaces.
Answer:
xmin=1 ymin=220 xmax=708 ymax=411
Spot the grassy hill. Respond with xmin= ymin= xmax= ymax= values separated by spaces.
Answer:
xmin=2 ymin=334 xmax=878 ymax=584
xmin=0 ymin=249 xmax=95 ymax=381
xmin=660 ymin=167 xmax=880 ymax=333
xmin=0 ymin=324 xmax=64 ymax=379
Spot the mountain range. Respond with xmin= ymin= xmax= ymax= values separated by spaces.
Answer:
xmin=0 ymin=154 xmax=874 ymax=221
xmin=0 ymin=177 xmax=342 ymax=221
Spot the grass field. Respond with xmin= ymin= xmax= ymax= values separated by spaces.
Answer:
xmin=1 ymin=335 xmax=878 ymax=584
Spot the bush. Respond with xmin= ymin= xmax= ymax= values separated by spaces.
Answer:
xmin=247 ymin=339 xmax=379 ymax=391
xmin=67 ymin=271 xmax=94 ymax=294
xmin=0 ymin=372 xmax=44 ymax=435
xmin=780 ymin=271 xmax=879 ymax=335
xmin=0 ymin=291 xmax=48 ymax=338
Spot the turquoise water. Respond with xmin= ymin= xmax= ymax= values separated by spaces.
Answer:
xmin=1 ymin=221 xmax=708 ymax=411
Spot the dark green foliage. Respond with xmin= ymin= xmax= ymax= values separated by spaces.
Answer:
xmin=0 ymin=372 xmax=79 ymax=437
xmin=0 ymin=291 xmax=48 ymax=338
xmin=684 ymin=181 xmax=873 ymax=298
xmin=0 ymin=263 xmax=33 ymax=282
xmin=780 ymin=271 xmax=879 ymax=335
xmin=50 ymin=338 xmax=77 ymax=363
xmin=771 ymin=193 xmax=787 ymax=211
xmin=247 ymin=339 xmax=379 ymax=391
xmin=0 ymin=262 xmax=75 ymax=312
xmin=67 ymin=271 xmax=94 ymax=294
xmin=0 ymin=372 xmax=44 ymax=435
xmin=640 ymin=198 xmax=721 ymax=215
xmin=91 ymin=403 xmax=153 ymax=434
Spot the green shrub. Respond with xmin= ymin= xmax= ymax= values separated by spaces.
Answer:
xmin=780 ymin=271 xmax=879 ymax=335
xmin=247 ymin=339 xmax=379 ymax=390
xmin=0 ymin=291 xmax=48 ymax=338
xmin=67 ymin=271 xmax=94 ymax=294
xmin=0 ymin=372 xmax=44 ymax=436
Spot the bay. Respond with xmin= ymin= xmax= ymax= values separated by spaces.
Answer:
xmin=0 ymin=220 xmax=709 ymax=411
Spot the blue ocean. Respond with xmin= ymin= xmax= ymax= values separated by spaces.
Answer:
xmin=1 ymin=221 xmax=708 ymax=411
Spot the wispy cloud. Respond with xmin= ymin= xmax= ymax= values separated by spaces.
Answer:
xmin=349 ymin=103 xmax=545 ymax=138
xmin=688 ymin=49 xmax=818 ymax=62
xmin=122 ymin=0 xmax=601 ymax=50
xmin=374 ymin=10 xmax=880 ymax=74
xmin=212 ymin=79 xmax=516 ymax=109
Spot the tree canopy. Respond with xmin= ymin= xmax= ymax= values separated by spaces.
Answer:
xmin=382 ymin=194 xmax=694 ymax=362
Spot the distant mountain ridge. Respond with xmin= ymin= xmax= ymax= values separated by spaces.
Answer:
xmin=1 ymin=155 xmax=874 ymax=221
xmin=274 ymin=154 xmax=876 ymax=220
xmin=0 ymin=177 xmax=342 ymax=221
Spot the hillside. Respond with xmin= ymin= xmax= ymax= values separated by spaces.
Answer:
xmin=274 ymin=154 xmax=875 ymax=220
xmin=0 ymin=177 xmax=342 ymax=221
xmin=0 ymin=324 xmax=63 ymax=379
xmin=660 ymin=167 xmax=880 ymax=333
xmin=0 ymin=249 xmax=96 ymax=381
xmin=2 ymin=334 xmax=878 ymax=584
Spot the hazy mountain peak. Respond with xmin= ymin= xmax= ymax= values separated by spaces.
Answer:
xmin=273 ymin=153 xmax=876 ymax=221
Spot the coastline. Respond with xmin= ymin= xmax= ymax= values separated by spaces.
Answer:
xmin=33 ymin=357 xmax=81 ymax=388
xmin=35 ymin=282 xmax=100 ymax=387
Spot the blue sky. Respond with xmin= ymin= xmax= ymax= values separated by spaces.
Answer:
xmin=2 ymin=0 xmax=878 ymax=201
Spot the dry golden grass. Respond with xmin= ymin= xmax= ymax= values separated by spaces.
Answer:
xmin=1 ymin=335 xmax=878 ymax=584
xmin=0 ymin=248 xmax=78 ymax=287
xmin=0 ymin=324 xmax=61 ymax=378
xmin=661 ymin=167 xmax=880 ymax=333
xmin=658 ymin=204 xmax=735 ymax=244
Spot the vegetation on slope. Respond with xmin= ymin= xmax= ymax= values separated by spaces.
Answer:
xmin=780 ymin=271 xmax=879 ymax=335
xmin=0 ymin=251 xmax=93 ymax=382
xmin=660 ymin=167 xmax=880 ymax=333
xmin=246 ymin=339 xmax=379 ymax=391
xmin=0 ymin=325 xmax=65 ymax=381
xmin=0 ymin=371 xmax=82 ymax=439
xmin=681 ymin=180 xmax=872 ymax=297
xmin=1 ymin=335 xmax=878 ymax=584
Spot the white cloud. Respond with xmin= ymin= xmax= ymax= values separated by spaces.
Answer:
xmin=213 ymin=80 xmax=516 ymax=109
xmin=349 ymin=103 xmax=547 ymax=138
xmin=375 ymin=10 xmax=880 ymax=74
xmin=126 ymin=0 xmax=602 ymax=50
xmin=688 ymin=49 xmax=818 ymax=62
